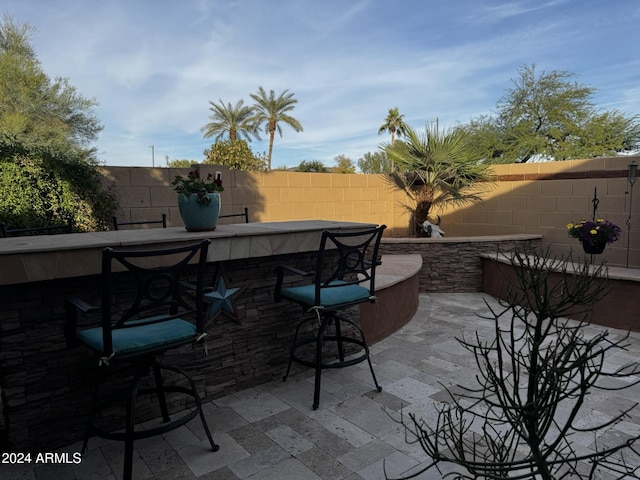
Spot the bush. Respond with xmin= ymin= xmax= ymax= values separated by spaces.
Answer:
xmin=0 ymin=153 xmax=117 ymax=232
xmin=203 ymin=139 xmax=267 ymax=171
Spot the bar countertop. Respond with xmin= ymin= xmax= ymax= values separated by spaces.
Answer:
xmin=0 ymin=220 xmax=376 ymax=285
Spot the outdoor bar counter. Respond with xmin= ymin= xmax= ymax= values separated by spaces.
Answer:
xmin=0 ymin=220 xmax=376 ymax=286
xmin=0 ymin=220 xmax=389 ymax=451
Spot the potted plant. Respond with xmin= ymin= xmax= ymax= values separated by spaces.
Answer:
xmin=566 ymin=218 xmax=621 ymax=254
xmin=172 ymin=169 xmax=224 ymax=231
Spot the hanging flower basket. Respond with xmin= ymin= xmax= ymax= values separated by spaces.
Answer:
xmin=581 ymin=239 xmax=606 ymax=255
xmin=567 ymin=219 xmax=621 ymax=255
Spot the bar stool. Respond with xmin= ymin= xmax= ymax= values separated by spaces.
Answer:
xmin=64 ymin=240 xmax=218 ymax=480
xmin=274 ymin=225 xmax=386 ymax=409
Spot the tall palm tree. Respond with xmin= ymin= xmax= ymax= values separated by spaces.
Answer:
xmin=249 ymin=87 xmax=303 ymax=170
xmin=201 ymin=99 xmax=258 ymax=142
xmin=384 ymin=123 xmax=494 ymax=236
xmin=378 ymin=107 xmax=409 ymax=146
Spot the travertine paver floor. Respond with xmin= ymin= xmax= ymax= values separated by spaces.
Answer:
xmin=4 ymin=293 xmax=640 ymax=479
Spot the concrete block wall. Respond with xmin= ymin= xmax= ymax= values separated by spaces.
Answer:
xmin=440 ymin=156 xmax=640 ymax=267
xmin=101 ymin=165 xmax=408 ymax=235
xmin=229 ymin=169 xmax=401 ymax=228
xmin=100 ymin=155 xmax=640 ymax=267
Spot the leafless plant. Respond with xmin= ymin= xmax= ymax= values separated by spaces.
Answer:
xmin=393 ymin=248 xmax=640 ymax=479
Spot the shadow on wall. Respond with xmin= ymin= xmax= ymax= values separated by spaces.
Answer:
xmin=226 ymin=168 xmax=406 ymax=236
xmin=436 ymin=156 xmax=640 ymax=268
xmin=99 ymin=165 xmax=266 ymax=230
xmin=98 ymin=156 xmax=639 ymax=267
xmin=200 ymin=166 xmax=264 ymax=226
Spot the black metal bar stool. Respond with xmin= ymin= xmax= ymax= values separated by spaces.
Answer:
xmin=274 ymin=225 xmax=386 ymax=409
xmin=65 ymin=239 xmax=218 ymax=480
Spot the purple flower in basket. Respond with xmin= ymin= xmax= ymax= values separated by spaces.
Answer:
xmin=567 ymin=219 xmax=621 ymax=246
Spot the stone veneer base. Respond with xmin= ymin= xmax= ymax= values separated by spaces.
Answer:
xmin=481 ymin=253 xmax=640 ymax=332
xmin=0 ymin=229 xmax=543 ymax=451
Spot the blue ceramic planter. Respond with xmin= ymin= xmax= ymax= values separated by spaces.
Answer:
xmin=177 ymin=193 xmax=220 ymax=231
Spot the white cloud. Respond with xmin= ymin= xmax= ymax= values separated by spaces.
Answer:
xmin=467 ymin=0 xmax=571 ymax=24
xmin=3 ymin=0 xmax=640 ymax=167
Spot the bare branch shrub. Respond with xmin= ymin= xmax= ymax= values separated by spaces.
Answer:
xmin=393 ymin=248 xmax=640 ymax=479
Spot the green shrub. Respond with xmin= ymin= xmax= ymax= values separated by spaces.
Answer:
xmin=0 ymin=153 xmax=117 ymax=232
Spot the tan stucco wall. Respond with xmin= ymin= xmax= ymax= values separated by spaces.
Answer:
xmin=100 ymin=155 xmax=640 ymax=267
xmin=439 ymin=156 xmax=640 ymax=267
xmin=100 ymin=164 xmax=410 ymax=236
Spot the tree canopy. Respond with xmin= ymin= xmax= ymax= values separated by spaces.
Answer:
xmin=333 ymin=154 xmax=356 ymax=174
xmin=165 ymin=158 xmax=195 ymax=168
xmin=358 ymin=150 xmax=392 ymax=174
xmin=297 ymin=160 xmax=328 ymax=173
xmin=0 ymin=19 xmax=102 ymax=156
xmin=378 ymin=107 xmax=409 ymax=147
xmin=202 ymin=87 xmax=303 ymax=171
xmin=249 ymin=87 xmax=303 ymax=171
xmin=0 ymin=16 xmax=117 ymax=231
xmin=463 ymin=64 xmax=640 ymax=163
xmin=384 ymin=124 xmax=494 ymax=236
xmin=203 ymin=138 xmax=267 ymax=171
xmin=201 ymin=99 xmax=258 ymax=142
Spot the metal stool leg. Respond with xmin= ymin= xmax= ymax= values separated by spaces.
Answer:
xmin=82 ymin=378 xmax=102 ymax=454
xmin=334 ymin=315 xmax=346 ymax=363
xmin=283 ymin=325 xmax=299 ymax=382
xmin=362 ymin=333 xmax=382 ymax=393
xmin=352 ymin=320 xmax=382 ymax=393
xmin=312 ymin=314 xmax=331 ymax=410
xmin=283 ymin=316 xmax=308 ymax=382
xmin=168 ymin=363 xmax=220 ymax=452
xmin=123 ymin=365 xmax=145 ymax=480
xmin=153 ymin=359 xmax=171 ymax=423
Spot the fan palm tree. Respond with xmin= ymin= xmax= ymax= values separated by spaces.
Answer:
xmin=249 ymin=87 xmax=303 ymax=170
xmin=378 ymin=107 xmax=409 ymax=146
xmin=378 ymin=107 xmax=410 ymax=172
xmin=201 ymin=99 xmax=258 ymax=142
xmin=384 ymin=123 xmax=494 ymax=236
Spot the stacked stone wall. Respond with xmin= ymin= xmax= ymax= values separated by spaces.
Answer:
xmin=379 ymin=237 xmax=542 ymax=292
xmin=0 ymin=252 xmax=317 ymax=451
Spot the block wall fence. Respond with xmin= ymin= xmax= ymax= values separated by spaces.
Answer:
xmin=100 ymin=155 xmax=640 ymax=268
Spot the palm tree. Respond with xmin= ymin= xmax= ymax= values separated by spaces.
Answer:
xmin=378 ymin=107 xmax=409 ymax=146
xmin=249 ymin=87 xmax=303 ymax=170
xmin=201 ymin=99 xmax=258 ymax=142
xmin=384 ymin=123 xmax=494 ymax=236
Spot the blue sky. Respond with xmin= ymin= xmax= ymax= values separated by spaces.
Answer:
xmin=4 ymin=0 xmax=640 ymax=168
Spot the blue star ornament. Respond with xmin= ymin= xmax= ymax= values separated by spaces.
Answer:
xmin=204 ymin=275 xmax=242 ymax=323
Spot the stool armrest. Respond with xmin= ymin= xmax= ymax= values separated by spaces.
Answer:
xmin=180 ymin=280 xmax=215 ymax=294
xmin=64 ymin=297 xmax=99 ymax=347
xmin=274 ymin=265 xmax=314 ymax=302
xmin=275 ymin=264 xmax=314 ymax=279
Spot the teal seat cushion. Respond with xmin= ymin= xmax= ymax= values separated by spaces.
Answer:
xmin=77 ymin=318 xmax=197 ymax=358
xmin=280 ymin=283 xmax=371 ymax=308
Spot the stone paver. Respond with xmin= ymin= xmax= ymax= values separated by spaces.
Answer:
xmin=5 ymin=293 xmax=640 ymax=479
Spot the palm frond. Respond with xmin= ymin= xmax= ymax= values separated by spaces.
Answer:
xmin=381 ymin=124 xmax=495 ymax=233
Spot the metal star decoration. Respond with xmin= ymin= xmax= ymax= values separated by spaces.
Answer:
xmin=204 ymin=270 xmax=243 ymax=324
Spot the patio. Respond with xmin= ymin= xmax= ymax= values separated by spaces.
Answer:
xmin=5 ymin=292 xmax=640 ymax=480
